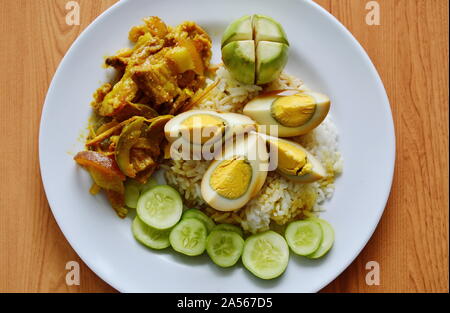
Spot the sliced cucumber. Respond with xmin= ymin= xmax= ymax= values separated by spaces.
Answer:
xmin=256 ymin=41 xmax=289 ymax=85
xmin=125 ymin=178 xmax=157 ymax=209
xmin=124 ymin=180 xmax=141 ymax=209
xmin=285 ymin=220 xmax=322 ymax=256
xmin=206 ymin=230 xmax=244 ymax=267
xmin=221 ymin=40 xmax=255 ymax=85
xmin=132 ymin=216 xmax=171 ymax=250
xmin=139 ymin=177 xmax=157 ymax=193
xmin=137 ymin=185 xmax=183 ymax=230
xmin=242 ymin=231 xmax=289 ymax=279
xmin=306 ymin=218 xmax=334 ymax=259
xmin=212 ymin=224 xmax=244 ymax=237
xmin=182 ymin=209 xmax=216 ymax=233
xmin=169 ymin=218 xmax=207 ymax=256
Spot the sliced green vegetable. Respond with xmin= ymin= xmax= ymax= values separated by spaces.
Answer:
xmin=182 ymin=209 xmax=216 ymax=233
xmin=306 ymin=218 xmax=334 ymax=259
xmin=221 ymin=14 xmax=289 ymax=85
xmin=132 ymin=216 xmax=171 ymax=250
xmin=206 ymin=230 xmax=244 ymax=267
xmin=169 ymin=218 xmax=207 ymax=256
xmin=285 ymin=220 xmax=322 ymax=256
xmin=137 ymin=185 xmax=183 ymax=230
xmin=138 ymin=177 xmax=157 ymax=193
xmin=253 ymin=14 xmax=289 ymax=45
xmin=124 ymin=180 xmax=141 ymax=208
xmin=212 ymin=223 xmax=244 ymax=237
xmin=242 ymin=231 xmax=289 ymax=279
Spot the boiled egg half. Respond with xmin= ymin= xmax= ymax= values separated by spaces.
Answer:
xmin=201 ymin=132 xmax=269 ymax=211
xmin=164 ymin=110 xmax=256 ymax=152
xmin=243 ymin=90 xmax=330 ymax=137
xmin=260 ymin=134 xmax=327 ymax=183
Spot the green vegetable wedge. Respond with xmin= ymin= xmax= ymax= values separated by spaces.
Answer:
xmin=212 ymin=224 xmax=244 ymax=237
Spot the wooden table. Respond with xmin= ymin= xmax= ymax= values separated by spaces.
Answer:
xmin=0 ymin=0 xmax=448 ymax=293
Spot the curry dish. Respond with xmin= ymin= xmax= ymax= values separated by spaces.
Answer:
xmin=75 ymin=17 xmax=212 ymax=217
xmin=74 ymin=15 xmax=342 ymax=278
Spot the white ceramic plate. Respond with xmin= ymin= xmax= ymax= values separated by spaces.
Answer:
xmin=39 ymin=0 xmax=395 ymax=292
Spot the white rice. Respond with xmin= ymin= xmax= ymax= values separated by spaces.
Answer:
xmin=163 ymin=66 xmax=343 ymax=233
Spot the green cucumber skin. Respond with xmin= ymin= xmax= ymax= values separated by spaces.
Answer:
xmin=221 ymin=41 xmax=255 ymax=85
xmin=285 ymin=220 xmax=323 ymax=256
xmin=132 ymin=217 xmax=171 ymax=250
xmin=138 ymin=178 xmax=157 ymax=193
xmin=125 ymin=178 xmax=158 ymax=209
xmin=306 ymin=218 xmax=335 ymax=259
xmin=221 ymin=14 xmax=289 ymax=85
xmin=256 ymin=42 xmax=289 ymax=85
xmin=182 ymin=209 xmax=216 ymax=233
xmin=242 ymin=231 xmax=289 ymax=280
xmin=206 ymin=230 xmax=244 ymax=268
xmin=136 ymin=185 xmax=183 ymax=230
xmin=212 ymin=224 xmax=244 ymax=237
xmin=253 ymin=14 xmax=290 ymax=46
xmin=124 ymin=182 xmax=140 ymax=209
xmin=221 ymin=15 xmax=253 ymax=47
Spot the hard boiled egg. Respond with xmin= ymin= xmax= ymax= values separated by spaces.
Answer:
xmin=221 ymin=14 xmax=289 ymax=85
xmin=260 ymin=134 xmax=327 ymax=183
xmin=201 ymin=132 xmax=269 ymax=211
xmin=164 ymin=110 xmax=256 ymax=146
xmin=243 ymin=90 xmax=330 ymax=137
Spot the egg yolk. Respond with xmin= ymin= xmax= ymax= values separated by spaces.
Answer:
xmin=271 ymin=94 xmax=316 ymax=127
xmin=273 ymin=140 xmax=312 ymax=176
xmin=180 ymin=114 xmax=225 ymax=144
xmin=210 ymin=157 xmax=252 ymax=199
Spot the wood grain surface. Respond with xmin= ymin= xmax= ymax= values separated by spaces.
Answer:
xmin=0 ymin=0 xmax=448 ymax=293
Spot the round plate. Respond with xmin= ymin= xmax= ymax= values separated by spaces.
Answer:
xmin=39 ymin=0 xmax=395 ymax=292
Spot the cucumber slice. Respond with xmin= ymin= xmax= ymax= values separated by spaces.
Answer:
xmin=132 ymin=216 xmax=171 ymax=250
xmin=206 ymin=230 xmax=244 ymax=267
xmin=307 ymin=218 xmax=334 ymax=259
xmin=125 ymin=178 xmax=158 ymax=209
xmin=212 ymin=224 xmax=244 ymax=237
xmin=139 ymin=177 xmax=157 ymax=193
xmin=124 ymin=180 xmax=141 ymax=209
xmin=137 ymin=185 xmax=183 ymax=230
xmin=242 ymin=231 xmax=289 ymax=279
xmin=285 ymin=220 xmax=322 ymax=256
xmin=182 ymin=209 xmax=215 ymax=233
xmin=169 ymin=218 xmax=207 ymax=256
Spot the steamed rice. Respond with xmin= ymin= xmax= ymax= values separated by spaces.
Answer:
xmin=163 ymin=66 xmax=343 ymax=233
